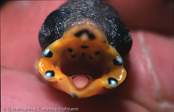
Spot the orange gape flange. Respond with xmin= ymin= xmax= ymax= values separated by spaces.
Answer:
xmin=37 ymin=24 xmax=126 ymax=98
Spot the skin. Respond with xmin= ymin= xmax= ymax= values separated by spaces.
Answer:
xmin=1 ymin=0 xmax=174 ymax=112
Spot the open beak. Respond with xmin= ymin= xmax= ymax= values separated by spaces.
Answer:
xmin=37 ymin=24 xmax=126 ymax=98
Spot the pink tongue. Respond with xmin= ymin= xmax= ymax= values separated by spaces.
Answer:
xmin=72 ymin=76 xmax=89 ymax=89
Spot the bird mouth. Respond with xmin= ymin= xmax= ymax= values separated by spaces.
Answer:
xmin=52 ymin=26 xmax=111 ymax=90
xmin=37 ymin=24 xmax=127 ymax=98
xmin=60 ymin=54 xmax=108 ymax=79
xmin=59 ymin=46 xmax=110 ymax=90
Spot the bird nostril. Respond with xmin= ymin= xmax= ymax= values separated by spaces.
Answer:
xmin=74 ymin=29 xmax=95 ymax=40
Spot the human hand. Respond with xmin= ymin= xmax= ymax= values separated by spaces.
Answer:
xmin=1 ymin=1 xmax=174 ymax=112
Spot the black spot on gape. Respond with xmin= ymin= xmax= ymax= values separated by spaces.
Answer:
xmin=95 ymin=51 xmax=100 ymax=55
xmin=43 ymin=50 xmax=53 ymax=58
xmin=68 ymin=48 xmax=73 ymax=52
xmin=74 ymin=29 xmax=95 ymax=39
xmin=71 ymin=55 xmax=76 ymax=58
xmin=45 ymin=70 xmax=55 ymax=77
xmin=113 ymin=57 xmax=123 ymax=65
xmin=81 ymin=46 xmax=89 ymax=49
xmin=108 ymin=77 xmax=118 ymax=86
